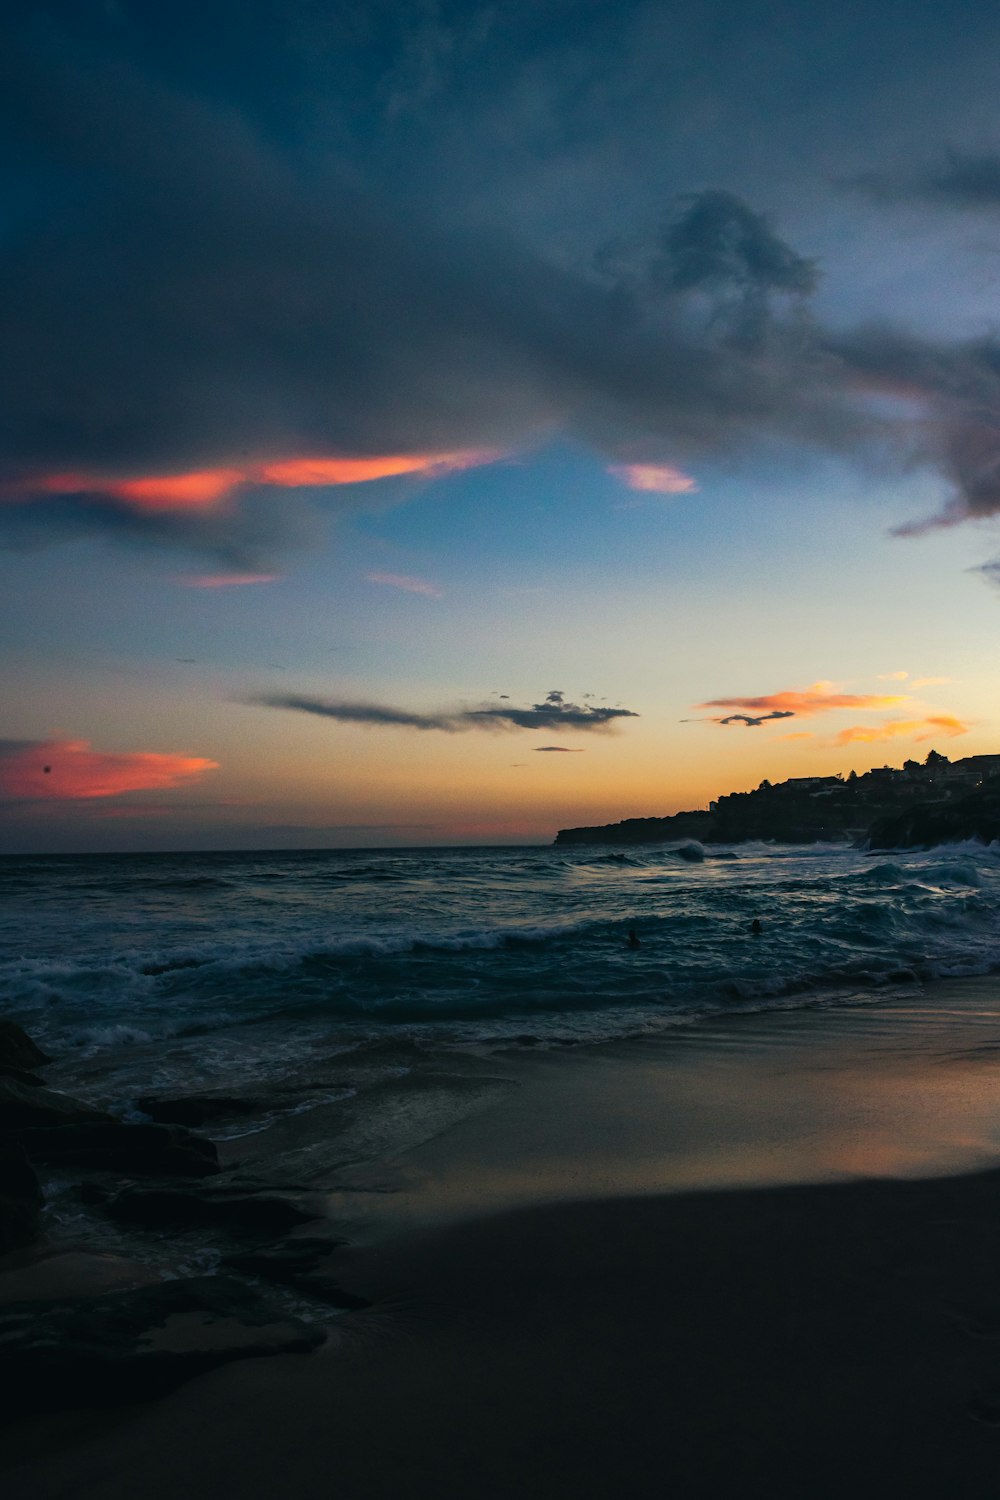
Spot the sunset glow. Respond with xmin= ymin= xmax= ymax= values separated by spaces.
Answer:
xmin=4 ymin=1 xmax=1000 ymax=856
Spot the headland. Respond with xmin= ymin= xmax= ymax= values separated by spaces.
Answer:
xmin=554 ymin=750 xmax=1000 ymax=848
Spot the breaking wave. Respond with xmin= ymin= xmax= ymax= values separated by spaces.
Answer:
xmin=4 ymin=841 xmax=1000 ymax=1082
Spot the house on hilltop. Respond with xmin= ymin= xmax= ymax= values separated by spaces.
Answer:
xmin=952 ymin=754 xmax=1000 ymax=784
xmin=773 ymin=775 xmax=843 ymax=795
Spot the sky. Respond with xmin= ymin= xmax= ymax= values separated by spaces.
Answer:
xmin=4 ymin=0 xmax=1000 ymax=852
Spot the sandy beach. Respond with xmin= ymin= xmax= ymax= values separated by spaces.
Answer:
xmin=7 ymin=979 xmax=1000 ymax=1498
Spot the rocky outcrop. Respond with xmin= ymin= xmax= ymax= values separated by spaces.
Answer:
xmin=136 ymin=1092 xmax=260 ymax=1127
xmin=104 ymin=1182 xmax=314 ymax=1232
xmin=15 ymin=1122 xmax=220 ymax=1177
xmin=0 ymin=1275 xmax=325 ymax=1417
xmin=867 ymin=778 xmax=1000 ymax=851
xmin=0 ymin=1020 xmax=50 ymax=1073
xmin=223 ymin=1235 xmax=368 ymax=1309
xmin=554 ymin=811 xmax=714 ymax=847
xmin=0 ymin=1018 xmax=354 ymax=1410
xmin=0 ymin=1076 xmax=115 ymax=1129
xmin=0 ymin=1144 xmax=43 ymax=1253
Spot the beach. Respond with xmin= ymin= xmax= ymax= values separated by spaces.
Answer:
xmin=6 ymin=977 xmax=1000 ymax=1498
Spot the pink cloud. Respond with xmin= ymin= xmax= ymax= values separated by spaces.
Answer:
xmin=173 ymin=572 xmax=280 ymax=588
xmin=366 ymin=571 xmax=443 ymax=598
xmin=5 ymin=450 xmax=497 ymax=514
xmin=608 ymin=463 xmax=698 ymax=494
xmin=0 ymin=739 xmax=219 ymax=800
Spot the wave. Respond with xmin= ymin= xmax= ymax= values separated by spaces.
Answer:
xmin=666 ymin=841 xmax=706 ymax=862
xmin=7 ymin=842 xmax=1000 ymax=1064
xmin=584 ymin=852 xmax=642 ymax=866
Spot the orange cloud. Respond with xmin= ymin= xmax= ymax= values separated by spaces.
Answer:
xmin=699 ymin=681 xmax=910 ymax=717
xmin=609 ymin=463 xmax=698 ymax=494
xmin=7 ymin=450 xmax=495 ymax=514
xmin=106 ymin=469 xmax=245 ymax=509
xmin=366 ymin=571 xmax=443 ymax=598
xmin=0 ymin=740 xmax=219 ymax=800
xmin=835 ymin=715 xmax=968 ymax=746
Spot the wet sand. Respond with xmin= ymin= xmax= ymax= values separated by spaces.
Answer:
xmin=8 ymin=979 xmax=1000 ymax=1498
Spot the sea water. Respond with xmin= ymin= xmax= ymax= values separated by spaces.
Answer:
xmin=3 ymin=839 xmax=1000 ymax=1111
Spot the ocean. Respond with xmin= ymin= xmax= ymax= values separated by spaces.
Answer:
xmin=6 ymin=834 xmax=1000 ymax=1276
xmin=4 ymin=837 xmax=1000 ymax=1111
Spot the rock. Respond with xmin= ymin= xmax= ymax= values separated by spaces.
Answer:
xmin=0 ymin=1020 xmax=50 ymax=1072
xmin=0 ymin=1249 xmax=162 ymax=1304
xmin=0 ymin=1275 xmax=325 ymax=1416
xmin=0 ymin=1064 xmax=45 ymax=1087
xmin=135 ymin=1093 xmax=260 ymax=1127
xmin=223 ymin=1237 xmax=368 ymax=1310
xmin=0 ymin=1144 xmax=43 ymax=1254
xmin=14 ymin=1122 xmax=219 ymax=1177
xmin=0 ymin=1076 xmax=114 ymax=1129
xmin=106 ymin=1184 xmax=315 ymax=1232
xmin=868 ymin=777 xmax=1000 ymax=850
xmin=223 ymin=1237 xmax=341 ymax=1275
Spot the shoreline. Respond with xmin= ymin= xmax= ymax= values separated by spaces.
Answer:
xmin=7 ymin=977 xmax=1000 ymax=1496
xmin=315 ymin=974 xmax=1000 ymax=1241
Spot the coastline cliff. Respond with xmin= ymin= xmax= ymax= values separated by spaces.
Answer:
xmin=554 ymin=752 xmax=1000 ymax=849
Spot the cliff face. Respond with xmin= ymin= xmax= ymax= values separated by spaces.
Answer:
xmin=553 ymin=772 xmax=988 ymax=849
xmin=553 ymin=811 xmax=714 ymax=847
xmin=553 ymin=803 xmax=866 ymax=847
xmin=867 ymin=778 xmax=1000 ymax=850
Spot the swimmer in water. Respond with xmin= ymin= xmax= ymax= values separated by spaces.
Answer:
xmin=750 ymin=918 xmax=762 ymax=936
xmin=627 ymin=927 xmax=641 ymax=949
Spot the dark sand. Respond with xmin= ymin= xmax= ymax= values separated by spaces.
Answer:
xmin=8 ymin=980 xmax=1000 ymax=1498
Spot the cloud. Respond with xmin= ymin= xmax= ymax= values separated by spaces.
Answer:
xmin=608 ymin=464 xmax=698 ymax=494
xmin=854 ymin=150 xmax=1000 ymax=214
xmin=698 ymin=682 xmax=911 ymax=718
xmin=6 ymin=453 xmax=482 ymax=515
xmin=876 ymin=670 xmax=950 ymax=687
xmin=174 ymin=573 xmax=280 ymax=588
xmin=0 ymin=739 xmax=218 ymax=801
xmin=716 ymin=710 xmax=796 ymax=728
xmin=252 ymin=688 xmax=638 ymax=734
xmin=7 ymin=23 xmax=1000 ymax=569
xmin=534 ymin=745 xmax=585 ymax=751
xmin=834 ymin=715 xmax=968 ymax=746
xmin=366 ymin=572 xmax=443 ymax=598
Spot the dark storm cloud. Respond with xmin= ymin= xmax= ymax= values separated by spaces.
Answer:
xmin=853 ymin=150 xmax=1000 ymax=212
xmin=0 ymin=486 xmax=324 ymax=572
xmin=533 ymin=745 xmax=585 ymax=751
xmin=9 ymin=13 xmax=1000 ymax=562
xmin=252 ymin=690 xmax=638 ymax=733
